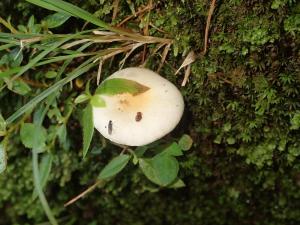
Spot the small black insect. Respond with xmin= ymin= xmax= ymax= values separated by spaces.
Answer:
xmin=135 ymin=112 xmax=143 ymax=122
xmin=108 ymin=120 xmax=113 ymax=135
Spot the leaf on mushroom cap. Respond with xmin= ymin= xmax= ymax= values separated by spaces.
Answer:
xmin=95 ymin=78 xmax=150 ymax=96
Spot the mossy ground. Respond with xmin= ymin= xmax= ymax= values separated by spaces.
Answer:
xmin=0 ymin=0 xmax=299 ymax=224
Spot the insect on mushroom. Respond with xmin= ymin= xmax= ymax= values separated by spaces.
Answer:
xmin=135 ymin=112 xmax=142 ymax=122
xmin=108 ymin=120 xmax=113 ymax=135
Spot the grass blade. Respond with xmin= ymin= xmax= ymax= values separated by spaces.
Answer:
xmin=26 ymin=0 xmax=110 ymax=29
xmin=25 ymin=0 xmax=138 ymax=37
xmin=12 ymin=35 xmax=76 ymax=80
xmin=6 ymin=57 xmax=97 ymax=124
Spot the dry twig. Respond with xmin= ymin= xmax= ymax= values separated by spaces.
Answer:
xmin=202 ymin=0 xmax=217 ymax=55
xmin=64 ymin=180 xmax=104 ymax=207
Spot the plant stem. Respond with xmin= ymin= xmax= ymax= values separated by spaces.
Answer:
xmin=32 ymin=151 xmax=58 ymax=225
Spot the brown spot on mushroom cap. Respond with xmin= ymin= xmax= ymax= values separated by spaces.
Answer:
xmin=114 ymin=91 xmax=152 ymax=113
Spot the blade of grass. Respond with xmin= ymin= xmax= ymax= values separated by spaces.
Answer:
xmin=0 ymin=38 xmax=19 ymax=45
xmin=25 ymin=0 xmax=145 ymax=38
xmin=0 ymin=43 xmax=15 ymax=51
xmin=0 ymin=16 xmax=19 ymax=34
xmin=26 ymin=0 xmax=111 ymax=30
xmin=6 ymin=57 xmax=97 ymax=124
xmin=12 ymin=34 xmax=78 ymax=80
xmin=0 ymin=47 xmax=116 ymax=79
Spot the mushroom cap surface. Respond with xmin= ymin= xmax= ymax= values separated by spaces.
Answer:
xmin=93 ymin=67 xmax=184 ymax=146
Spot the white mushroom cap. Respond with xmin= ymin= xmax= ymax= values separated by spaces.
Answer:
xmin=93 ymin=67 xmax=184 ymax=146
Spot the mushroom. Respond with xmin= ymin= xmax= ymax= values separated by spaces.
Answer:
xmin=92 ymin=67 xmax=184 ymax=146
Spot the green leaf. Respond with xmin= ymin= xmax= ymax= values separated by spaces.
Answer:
xmin=20 ymin=123 xmax=47 ymax=149
xmin=82 ymin=103 xmax=94 ymax=158
xmin=0 ymin=113 xmax=6 ymax=136
xmin=168 ymin=178 xmax=185 ymax=189
xmin=74 ymin=94 xmax=90 ymax=104
xmin=45 ymin=71 xmax=58 ymax=79
xmin=8 ymin=47 xmax=23 ymax=67
xmin=178 ymin=134 xmax=193 ymax=151
xmin=56 ymin=124 xmax=67 ymax=145
xmin=26 ymin=0 xmax=110 ymax=30
xmin=98 ymin=154 xmax=131 ymax=180
xmin=0 ymin=143 xmax=7 ymax=174
xmin=139 ymin=155 xmax=179 ymax=186
xmin=161 ymin=142 xmax=183 ymax=156
xmin=90 ymin=95 xmax=106 ymax=107
xmin=27 ymin=15 xmax=35 ymax=31
xmin=135 ymin=146 xmax=148 ymax=158
xmin=33 ymin=153 xmax=53 ymax=199
xmin=8 ymin=79 xmax=31 ymax=95
xmin=96 ymin=78 xmax=150 ymax=96
xmin=43 ymin=12 xmax=71 ymax=28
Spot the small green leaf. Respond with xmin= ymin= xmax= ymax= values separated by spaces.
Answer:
xmin=178 ymin=134 xmax=193 ymax=151
xmin=135 ymin=146 xmax=148 ymax=158
xmin=82 ymin=103 xmax=94 ymax=158
xmin=74 ymin=94 xmax=90 ymax=104
xmin=161 ymin=142 xmax=183 ymax=156
xmin=168 ymin=178 xmax=185 ymax=189
xmin=43 ymin=12 xmax=71 ymax=28
xmin=20 ymin=123 xmax=47 ymax=149
xmin=90 ymin=95 xmax=106 ymax=107
xmin=0 ymin=114 xmax=6 ymax=136
xmin=96 ymin=78 xmax=150 ymax=96
xmin=98 ymin=154 xmax=131 ymax=180
xmin=8 ymin=79 xmax=31 ymax=96
xmin=45 ymin=71 xmax=58 ymax=79
xmin=27 ymin=15 xmax=35 ymax=30
xmin=8 ymin=48 xmax=23 ymax=67
xmin=56 ymin=124 xmax=67 ymax=145
xmin=0 ymin=143 xmax=7 ymax=174
xmin=139 ymin=155 xmax=179 ymax=186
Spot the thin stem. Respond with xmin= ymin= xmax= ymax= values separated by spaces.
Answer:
xmin=32 ymin=151 xmax=58 ymax=225
xmin=64 ymin=179 xmax=104 ymax=207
